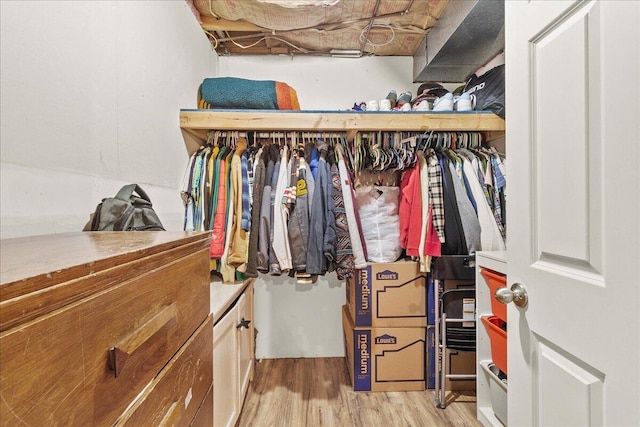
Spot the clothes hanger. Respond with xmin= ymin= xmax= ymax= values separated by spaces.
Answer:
xmin=417 ymin=130 xmax=434 ymax=152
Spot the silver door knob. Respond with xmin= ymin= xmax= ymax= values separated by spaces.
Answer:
xmin=495 ymin=283 xmax=528 ymax=308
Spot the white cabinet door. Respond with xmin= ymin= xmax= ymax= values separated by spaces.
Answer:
xmin=237 ymin=284 xmax=254 ymax=403
xmin=506 ymin=1 xmax=640 ymax=425
xmin=213 ymin=303 xmax=240 ymax=427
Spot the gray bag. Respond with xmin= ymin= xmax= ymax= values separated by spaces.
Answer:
xmin=84 ymin=184 xmax=165 ymax=231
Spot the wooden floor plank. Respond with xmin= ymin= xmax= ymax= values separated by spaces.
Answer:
xmin=238 ymin=358 xmax=482 ymax=427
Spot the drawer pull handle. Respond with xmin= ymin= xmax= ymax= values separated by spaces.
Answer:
xmin=236 ymin=317 xmax=251 ymax=329
xmin=158 ymin=401 xmax=182 ymax=427
xmin=109 ymin=303 xmax=178 ymax=377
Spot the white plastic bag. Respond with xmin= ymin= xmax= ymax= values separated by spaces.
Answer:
xmin=355 ymin=185 xmax=402 ymax=263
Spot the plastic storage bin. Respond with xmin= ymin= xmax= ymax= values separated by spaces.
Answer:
xmin=480 ymin=361 xmax=507 ymax=426
xmin=481 ymin=315 xmax=507 ymax=374
xmin=480 ymin=268 xmax=507 ymax=322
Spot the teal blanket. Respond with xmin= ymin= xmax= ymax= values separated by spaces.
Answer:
xmin=200 ymin=77 xmax=279 ymax=109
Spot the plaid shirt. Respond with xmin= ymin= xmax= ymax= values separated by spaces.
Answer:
xmin=427 ymin=149 xmax=445 ymax=243
xmin=490 ymin=153 xmax=506 ymax=241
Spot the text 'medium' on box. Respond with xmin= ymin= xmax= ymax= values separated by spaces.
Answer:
xmin=346 ymin=260 xmax=426 ymax=327
xmin=343 ymin=305 xmax=425 ymax=392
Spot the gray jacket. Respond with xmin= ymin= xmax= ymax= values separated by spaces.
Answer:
xmin=306 ymin=146 xmax=336 ymax=275
xmin=245 ymin=152 xmax=266 ymax=277
xmin=288 ymin=160 xmax=310 ymax=271
xmin=257 ymin=148 xmax=277 ymax=273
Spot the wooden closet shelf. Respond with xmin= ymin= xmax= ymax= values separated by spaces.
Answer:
xmin=180 ymin=110 xmax=505 ymax=156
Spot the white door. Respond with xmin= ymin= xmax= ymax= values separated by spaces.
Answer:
xmin=506 ymin=1 xmax=640 ymax=426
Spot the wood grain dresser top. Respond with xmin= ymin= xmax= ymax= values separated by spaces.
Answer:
xmin=0 ymin=231 xmax=209 ymax=296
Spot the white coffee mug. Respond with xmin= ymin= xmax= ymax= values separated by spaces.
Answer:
xmin=367 ymin=100 xmax=379 ymax=111
xmin=379 ymin=99 xmax=392 ymax=111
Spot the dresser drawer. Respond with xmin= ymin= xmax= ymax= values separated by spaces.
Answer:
xmin=190 ymin=384 xmax=214 ymax=427
xmin=0 ymin=244 xmax=210 ymax=426
xmin=116 ymin=315 xmax=213 ymax=426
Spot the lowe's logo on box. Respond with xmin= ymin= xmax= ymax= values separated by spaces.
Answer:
xmin=376 ymin=269 xmax=398 ymax=281
xmin=375 ymin=334 xmax=397 ymax=345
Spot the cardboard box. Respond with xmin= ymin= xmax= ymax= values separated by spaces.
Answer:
xmin=346 ymin=260 xmax=426 ymax=327
xmin=342 ymin=305 xmax=425 ymax=392
xmin=425 ymin=327 xmax=476 ymax=391
xmin=445 ymin=348 xmax=476 ymax=391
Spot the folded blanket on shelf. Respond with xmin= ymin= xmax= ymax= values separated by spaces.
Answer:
xmin=198 ymin=77 xmax=300 ymax=110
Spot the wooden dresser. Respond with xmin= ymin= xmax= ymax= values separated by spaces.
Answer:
xmin=0 ymin=231 xmax=212 ymax=426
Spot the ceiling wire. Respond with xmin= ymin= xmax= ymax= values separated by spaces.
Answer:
xmin=358 ymin=0 xmax=382 ymax=55
xmin=225 ymin=31 xmax=314 ymax=54
xmin=203 ymin=29 xmax=220 ymax=49
xmin=210 ymin=9 xmax=416 ymax=44
xmin=359 ymin=23 xmax=395 ymax=53
xmin=207 ymin=0 xmax=221 ymax=19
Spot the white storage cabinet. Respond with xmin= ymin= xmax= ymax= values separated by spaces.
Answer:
xmin=211 ymin=280 xmax=255 ymax=427
xmin=475 ymin=251 xmax=507 ymax=427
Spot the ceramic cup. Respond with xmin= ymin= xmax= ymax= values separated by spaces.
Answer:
xmin=367 ymin=100 xmax=379 ymax=111
xmin=379 ymin=99 xmax=392 ymax=111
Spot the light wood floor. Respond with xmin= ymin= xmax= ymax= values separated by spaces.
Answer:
xmin=238 ymin=358 xmax=482 ymax=427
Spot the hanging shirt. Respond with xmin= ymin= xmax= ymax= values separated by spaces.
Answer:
xmin=288 ymin=159 xmax=310 ymax=272
xmin=331 ymin=162 xmax=355 ymax=280
xmin=489 ymin=152 xmax=506 ymax=241
xmin=427 ymin=149 xmax=445 ymax=243
xmin=241 ymin=153 xmax=251 ymax=232
xmin=181 ymin=151 xmax=197 ymax=232
xmin=336 ymin=144 xmax=367 ymax=269
xmin=423 ymin=205 xmax=442 ymax=258
xmin=304 ymin=160 xmax=315 ymax=212
xmin=268 ymin=153 xmax=282 ymax=275
xmin=439 ymin=152 xmax=467 ymax=255
xmin=399 ymin=165 xmax=416 ymax=250
xmin=228 ymin=138 xmax=249 ymax=269
xmin=448 ymin=161 xmax=481 ymax=254
xmin=399 ymin=164 xmax=423 ymax=258
xmin=210 ymin=147 xmax=228 ymax=258
xmin=460 ymin=152 xmax=506 ymax=251
xmin=272 ymin=145 xmax=293 ymax=272
xmin=220 ymin=151 xmax=237 ymax=283
xmin=418 ymin=152 xmax=430 ymax=272
xmin=245 ymin=150 xmax=266 ymax=278
xmin=307 ymin=144 xmax=336 ymax=275
xmin=257 ymin=147 xmax=277 ymax=273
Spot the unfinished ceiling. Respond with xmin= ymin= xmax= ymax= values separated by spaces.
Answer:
xmin=189 ymin=0 xmax=450 ymax=57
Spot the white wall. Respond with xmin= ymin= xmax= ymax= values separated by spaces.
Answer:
xmin=0 ymin=0 xmax=216 ymax=237
xmin=220 ymin=55 xmax=417 ymax=358
xmin=0 ymin=6 xmax=418 ymax=359
xmin=219 ymin=55 xmax=419 ymax=110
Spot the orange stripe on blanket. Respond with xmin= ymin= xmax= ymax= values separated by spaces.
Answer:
xmin=275 ymin=81 xmax=300 ymax=110
xmin=289 ymin=86 xmax=300 ymax=110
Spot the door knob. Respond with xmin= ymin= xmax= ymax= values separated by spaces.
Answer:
xmin=495 ymin=283 xmax=528 ymax=308
xmin=236 ymin=317 xmax=251 ymax=329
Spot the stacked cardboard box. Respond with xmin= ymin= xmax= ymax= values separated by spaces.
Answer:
xmin=343 ymin=260 xmax=427 ymax=392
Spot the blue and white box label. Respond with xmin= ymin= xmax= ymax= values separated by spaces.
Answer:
xmin=354 ymin=329 xmax=371 ymax=390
